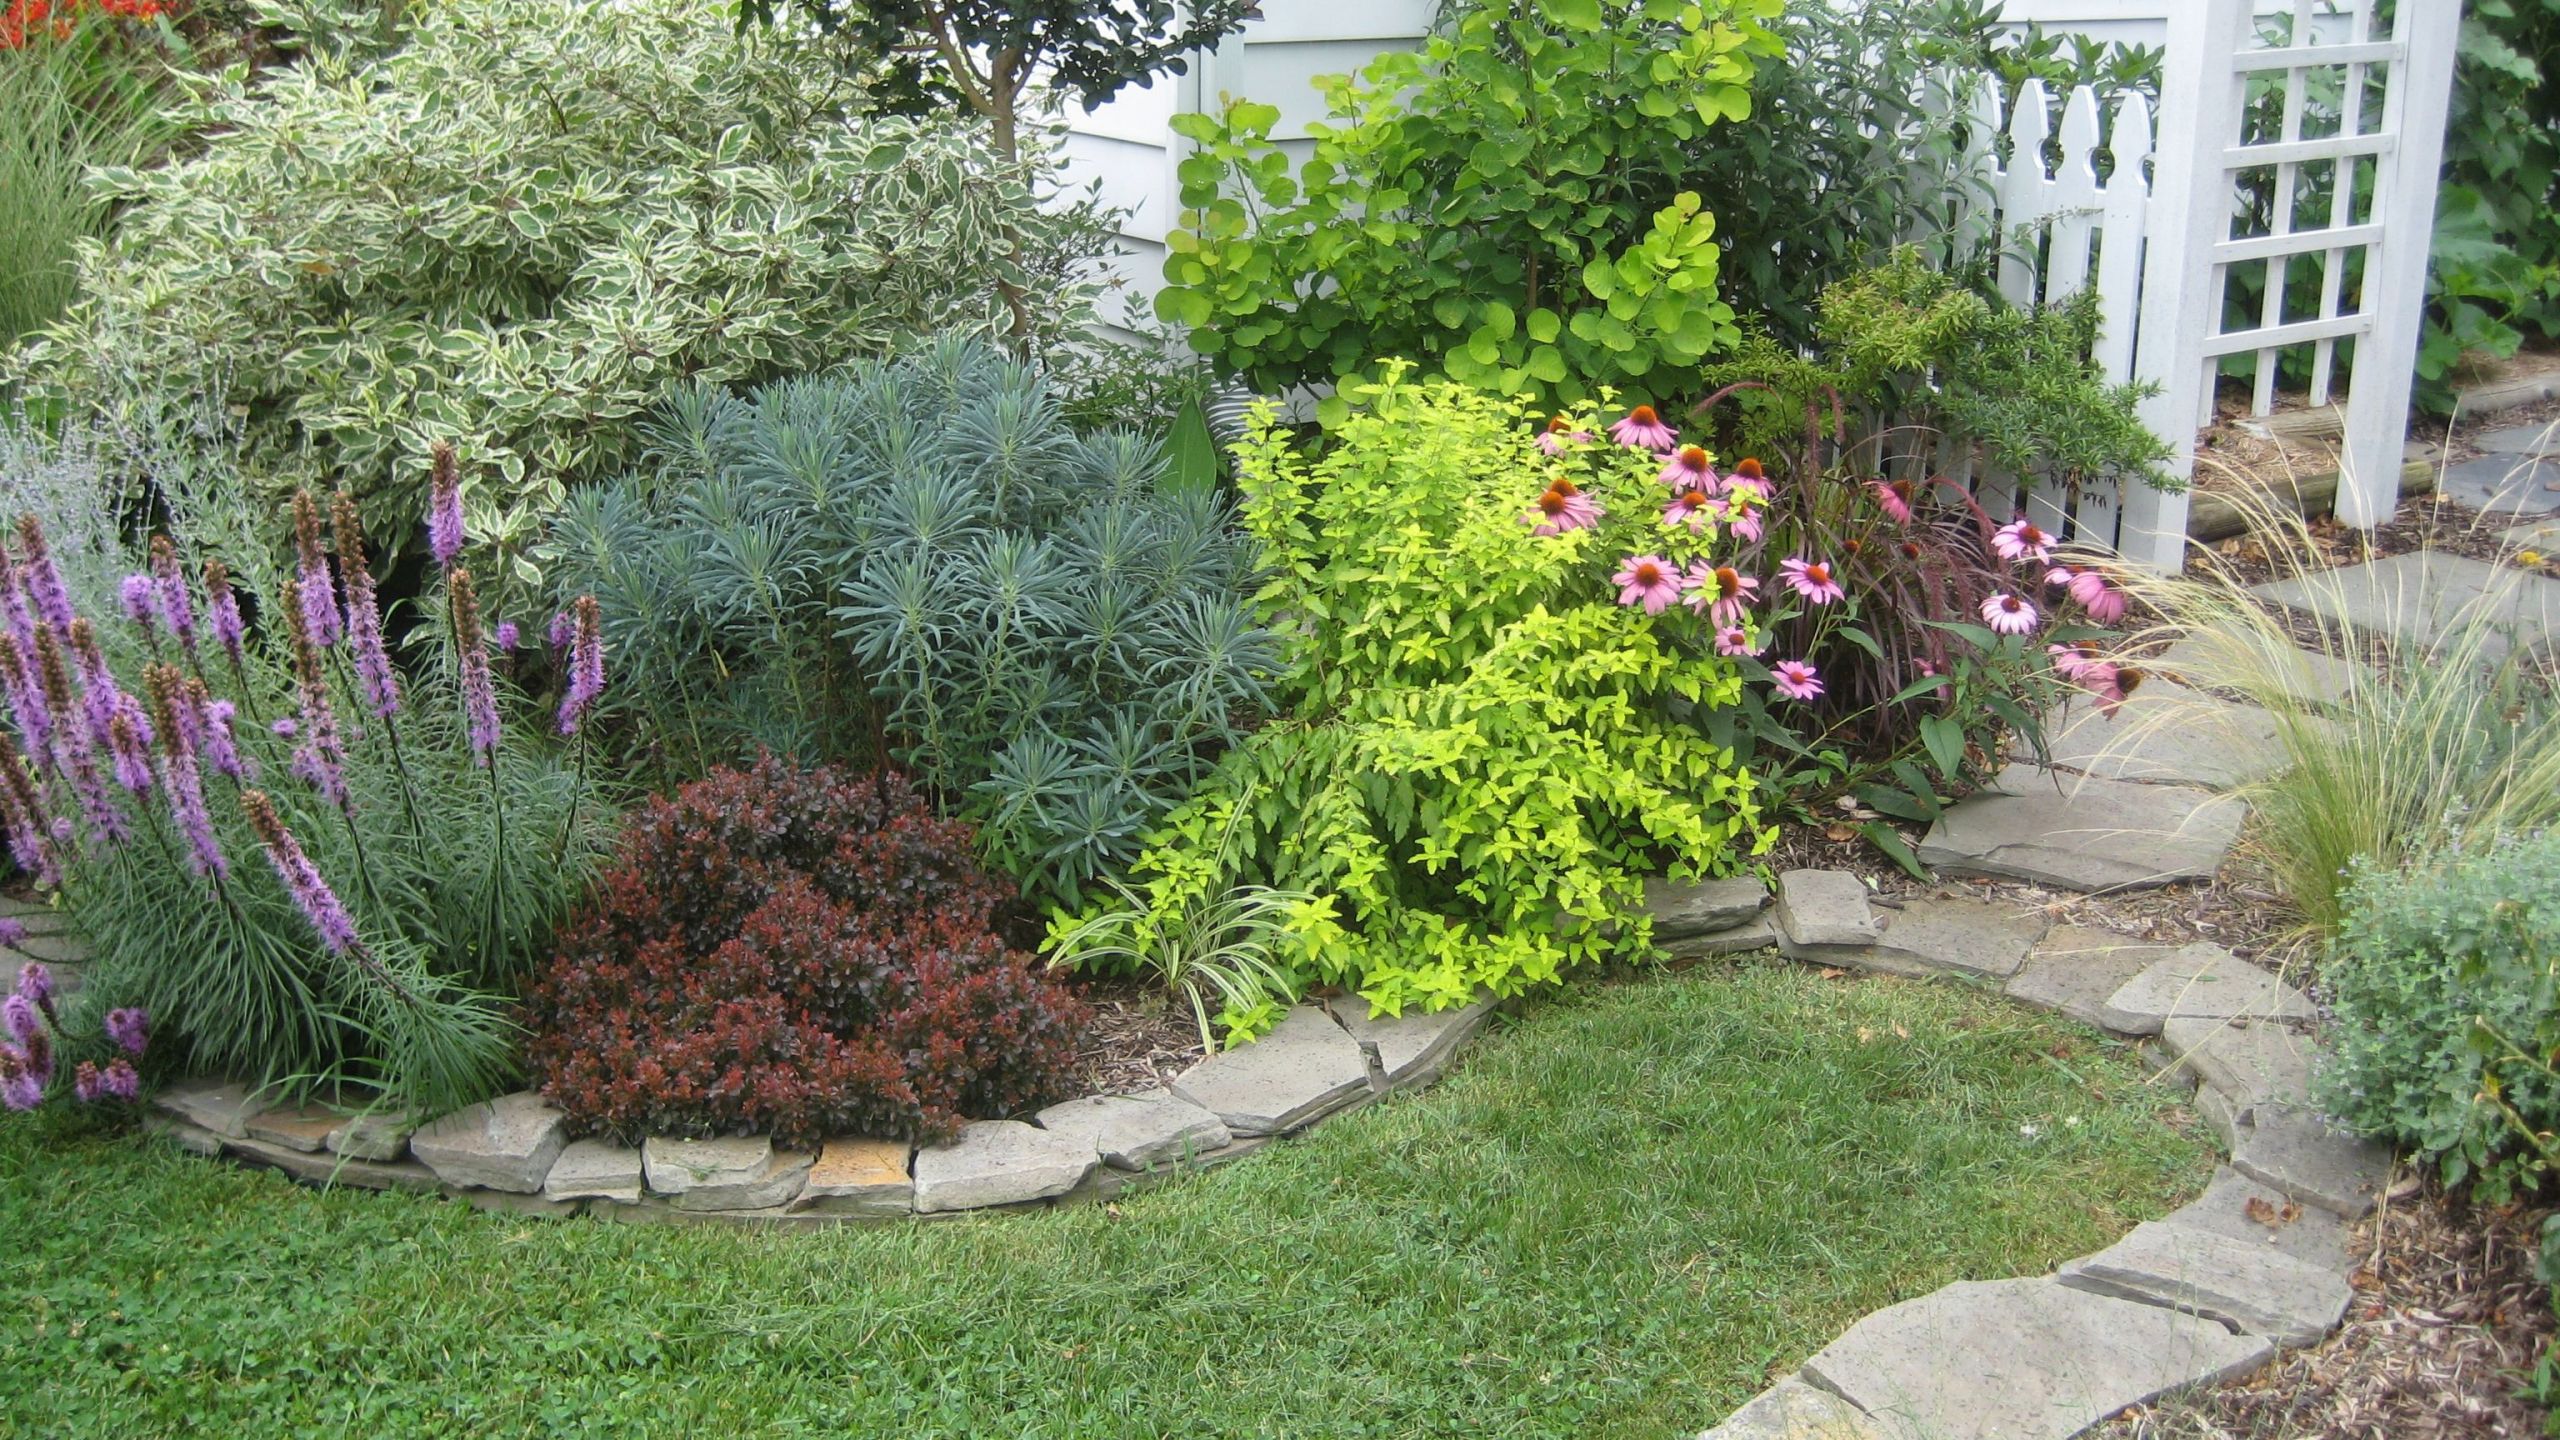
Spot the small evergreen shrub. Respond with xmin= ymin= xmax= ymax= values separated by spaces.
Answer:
xmin=526 ymin=756 xmax=1088 ymax=1147
xmin=2319 ymin=833 xmax=2560 ymax=1202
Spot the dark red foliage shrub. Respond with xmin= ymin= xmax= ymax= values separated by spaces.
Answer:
xmin=525 ymin=755 xmax=1089 ymax=1148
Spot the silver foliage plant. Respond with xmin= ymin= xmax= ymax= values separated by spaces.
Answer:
xmin=545 ymin=336 xmax=1277 ymax=909
xmin=5 ymin=0 xmax=1110 ymax=589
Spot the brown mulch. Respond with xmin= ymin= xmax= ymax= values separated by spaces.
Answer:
xmin=1058 ymin=975 xmax=1207 ymax=1096
xmin=2097 ymin=1185 xmax=2557 ymax=1440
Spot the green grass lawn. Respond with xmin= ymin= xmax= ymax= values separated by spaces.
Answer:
xmin=0 ymin=959 xmax=2213 ymax=1440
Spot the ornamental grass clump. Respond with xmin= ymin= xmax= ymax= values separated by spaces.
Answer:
xmin=525 ymin=755 xmax=1088 ymax=1148
xmin=0 ymin=451 xmax=617 ymax=1112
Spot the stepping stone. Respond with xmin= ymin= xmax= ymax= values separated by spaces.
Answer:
xmin=544 ymin=1139 xmax=645 ymax=1204
xmin=326 ymin=1112 xmax=415 ymax=1163
xmin=1919 ymin=764 xmax=2244 ymax=893
xmin=154 ymin=1078 xmax=271 ymax=1139
xmin=912 ymin=1120 xmax=1095 ymax=1213
xmin=2253 ymin=552 xmax=2560 ymax=659
xmin=1170 ymin=1005 xmax=1372 ymax=1135
xmin=410 ymin=1093 xmax=570 ymax=1194
xmin=2230 ymin=1105 xmax=2393 ymax=1219
xmin=2161 ymin=1166 xmax=2354 ymax=1271
xmin=2005 ymin=925 xmax=2177 ymax=1031
xmin=2060 ymin=1219 xmax=2353 ymax=1346
xmin=1667 ymin=913 xmax=1780 ymax=958
xmin=2161 ymin=1017 xmax=2316 ymax=1113
xmin=1329 ymin=993 xmax=1494 ymax=1088
xmin=1036 ymin=1089 xmax=1233 ymax=1170
xmin=2193 ymin=1077 xmax=2245 ymax=1150
xmin=2021 ymin=677 xmax=2287 ymax=789
xmin=1773 ymin=869 xmax=1881 ymax=951
xmin=1839 ymin=897 xmax=2047 ymax=981
xmin=1644 ymin=876 xmax=1768 ymax=939
xmin=2099 ymin=945 xmax=2317 ymax=1035
xmin=2437 ymin=454 xmax=2560 ymax=515
xmin=801 ymin=1138 xmax=914 ymax=1216
xmin=245 ymin=1103 xmax=343 ymax=1154
xmin=1800 ymin=1277 xmax=2271 ymax=1440
xmin=2154 ymin=636 xmax=2374 ymax=709
xmin=2477 ymin=421 xmax=2560 ymax=457
xmin=1699 ymin=1376 xmax=1885 ymax=1439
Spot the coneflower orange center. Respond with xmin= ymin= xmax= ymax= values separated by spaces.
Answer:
xmin=1715 ymin=567 xmax=1741 ymax=598
xmin=1537 ymin=490 xmax=1568 ymax=516
xmin=1630 ymin=405 xmax=1659 ymax=425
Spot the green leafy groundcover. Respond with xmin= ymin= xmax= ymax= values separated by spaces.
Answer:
xmin=1 ymin=964 xmax=2211 ymax=1439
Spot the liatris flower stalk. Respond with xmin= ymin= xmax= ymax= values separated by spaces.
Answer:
xmin=104 ymin=1006 xmax=149 ymax=1057
xmin=332 ymin=492 xmax=400 ymax=718
xmin=278 ymin=577 xmax=349 ymax=812
xmin=148 ymin=665 xmax=225 ymax=878
xmin=67 ymin=620 xmax=121 ymax=751
xmin=547 ymin=609 xmax=575 ymax=651
xmin=15 ymin=515 xmax=74 ymax=638
xmin=556 ymin=594 xmax=604 ymax=736
xmin=120 ymin=574 xmax=158 ymax=639
xmin=242 ymin=789 xmax=360 ymax=955
xmin=107 ymin=700 xmax=154 ymax=795
xmin=0 ymin=728 xmax=52 ymax=885
xmin=0 ymin=634 xmax=49 ymax=761
xmin=0 ymin=547 xmax=34 ymax=657
xmin=14 ymin=960 xmax=50 ymax=1019
xmin=150 ymin=536 xmax=198 ymax=658
xmin=38 ymin=627 xmax=125 ymax=846
xmin=184 ymin=678 xmax=250 ymax=782
xmin=0 ymin=1054 xmax=40 ymax=1111
xmin=3 ymin=993 xmax=38 ymax=1047
xmin=204 ymin=558 xmax=246 ymax=670
xmin=293 ymin=491 xmax=343 ymax=648
xmin=428 ymin=442 xmax=465 ymax=570
xmin=449 ymin=568 xmax=499 ymax=761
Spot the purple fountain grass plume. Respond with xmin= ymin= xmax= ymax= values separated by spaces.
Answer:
xmin=332 ymin=492 xmax=400 ymax=718
xmin=150 ymin=536 xmax=198 ymax=657
xmin=242 ymin=789 xmax=360 ymax=955
xmin=204 ymin=558 xmax=246 ymax=669
xmin=556 ymin=594 xmax=605 ymax=736
xmin=14 ymin=516 xmax=74 ymax=638
xmin=292 ymin=492 xmax=343 ymax=648
xmin=449 ymin=569 xmax=499 ymax=762
xmin=427 ymin=442 xmax=464 ymax=571
xmin=278 ymin=577 xmax=349 ymax=812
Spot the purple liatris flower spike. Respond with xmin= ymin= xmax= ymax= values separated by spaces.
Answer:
xmin=108 ymin=697 xmax=155 ymax=795
xmin=427 ymin=442 xmax=464 ymax=570
xmin=243 ymin=790 xmax=360 ymax=954
xmin=120 ymin=574 xmax=157 ymax=634
xmin=0 ymin=919 xmax=22 ymax=949
xmin=104 ymin=1006 xmax=148 ymax=1057
xmin=557 ymin=594 xmax=604 ymax=737
xmin=2 ymin=993 xmax=38 ymax=1047
xmin=333 ymin=492 xmax=400 ymax=718
xmin=547 ymin=609 xmax=574 ymax=651
xmin=190 ymin=683 xmax=250 ymax=781
xmin=205 ymin=558 xmax=246 ymax=668
xmin=1 ymin=1062 xmax=39 ymax=1111
xmin=449 ymin=569 xmax=499 ymax=761
xmin=73 ymin=1060 xmax=100 ymax=1103
xmin=151 ymin=536 xmax=197 ymax=655
xmin=271 ymin=717 xmax=297 ymax=738
xmin=0 ymin=732 xmax=52 ymax=887
xmin=280 ymin=577 xmax=349 ymax=812
xmin=494 ymin=620 xmax=519 ymax=652
xmin=16 ymin=515 xmax=74 ymax=637
xmin=0 ymin=547 xmax=34 ymax=655
xmin=165 ymin=748 xmax=226 ymax=878
xmin=100 ymin=1058 xmax=139 ymax=1101
xmin=13 ymin=960 xmax=49 ymax=1018
xmin=293 ymin=492 xmax=343 ymax=648
xmin=69 ymin=620 xmax=119 ymax=750
xmin=0 ymin=635 xmax=48 ymax=763
xmin=39 ymin=629 xmax=126 ymax=845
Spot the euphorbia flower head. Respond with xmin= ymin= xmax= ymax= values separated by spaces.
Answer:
xmin=1771 ymin=660 xmax=1824 ymax=701
xmin=1682 ymin=562 xmax=1759 ymax=626
xmin=1993 ymin=518 xmax=2055 ymax=564
xmin=1524 ymin=485 xmax=1601 ymax=537
xmin=1609 ymin=405 xmax=1677 ymax=453
xmin=1658 ymin=444 xmax=1720 ymax=492
xmin=1779 ymin=556 xmax=1846 ymax=606
xmin=1981 ymin=592 xmax=2040 ymax=636
xmin=1613 ymin=554 xmax=1683 ymax=615
xmin=1870 ymin=478 xmax=1916 ymax=524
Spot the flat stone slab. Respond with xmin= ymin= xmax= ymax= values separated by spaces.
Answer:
xmin=2005 ymin=925 xmax=2176 ymax=1030
xmin=1700 ymin=1376 xmax=1886 ymax=1439
xmin=244 ymin=1103 xmax=342 ymax=1154
xmin=2507 ymin=516 xmax=2560 ymax=553
xmin=1329 ymin=994 xmax=1494 ymax=1088
xmin=802 ymin=1138 xmax=914 ymax=1216
xmin=643 ymin=1136 xmax=774 ymax=1196
xmin=2437 ymin=454 xmax=2560 ymax=515
xmin=2231 ymin=1105 xmax=2394 ymax=1219
xmin=913 ymin=1120 xmax=1095 ymax=1213
xmin=409 ymin=1093 xmax=569 ymax=1194
xmin=1037 ymin=1090 xmax=1233 ymax=1170
xmin=2162 ymin=1166 xmax=2354 ymax=1271
xmin=668 ymin=1150 xmax=812 ymax=1212
xmin=2100 ymin=946 xmax=2317 ymax=1035
xmin=1801 ymin=1277 xmax=2272 ymax=1440
xmin=544 ymin=1139 xmax=645 ymax=1204
xmin=2477 ymin=420 xmax=2560 ymax=457
xmin=1918 ymin=764 xmax=2244 ymax=893
xmin=1842 ymin=897 xmax=2046 ymax=980
xmin=154 ymin=1078 xmax=271 ymax=1139
xmin=2154 ymin=636 xmax=2374 ymax=709
xmin=1169 ymin=1004 xmax=1372 ymax=1135
xmin=1668 ymin=913 xmax=1780 ymax=957
xmin=0 ymin=894 xmax=70 ymax=933
xmin=224 ymin=1132 xmax=443 ymax=1195
xmin=2253 ymin=552 xmax=2560 ymax=659
xmin=1645 ymin=876 xmax=1768 ymax=939
xmin=2161 ymin=1017 xmax=2316 ymax=1113
xmin=326 ymin=1112 xmax=414 ymax=1162
xmin=1773 ymin=869 xmax=1881 ymax=950
xmin=2022 ymin=677 xmax=2287 ymax=789
xmin=2060 ymin=1219 xmax=2353 ymax=1346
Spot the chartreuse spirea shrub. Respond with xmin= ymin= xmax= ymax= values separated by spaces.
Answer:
xmin=1157 ymin=0 xmax=1783 ymax=415
xmin=1051 ymin=369 xmax=1771 ymax=1030
xmin=0 ymin=439 xmax=616 ymax=1114
xmin=6 ymin=0 xmax=1108 ymax=581
xmin=525 ymin=756 xmax=1088 ymax=1148
xmin=2317 ymin=833 xmax=2560 ymax=1203
xmin=544 ymin=336 xmax=1275 ymax=908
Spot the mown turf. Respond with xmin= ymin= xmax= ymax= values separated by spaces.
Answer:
xmin=0 ymin=959 xmax=2214 ymax=1439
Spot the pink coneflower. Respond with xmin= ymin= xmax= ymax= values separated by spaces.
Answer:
xmin=1664 ymin=485 xmax=1718 ymax=529
xmin=1658 ymin=444 xmax=1720 ymax=492
xmin=2067 ymin=567 xmax=2127 ymax=624
xmin=1609 ymin=405 xmax=1677 ymax=452
xmin=1722 ymin=481 xmax=1769 ymax=543
xmin=2074 ymin=661 xmax=2127 ymax=716
xmin=1771 ymin=660 xmax=1824 ymax=701
xmin=1981 ymin=592 xmax=2040 ymax=635
xmin=1534 ymin=416 xmax=1592 ymax=456
xmin=1683 ymin=563 xmax=1760 ymax=626
xmin=428 ymin=442 xmax=465 ymax=570
xmin=1714 ymin=625 xmax=1758 ymax=657
xmin=2046 ymin=642 xmax=2100 ymax=680
xmin=1779 ymin=557 xmax=1846 ymax=606
xmin=1993 ymin=518 xmax=2055 ymax=564
xmin=1915 ymin=660 xmax=1952 ymax=700
xmin=1870 ymin=478 xmax=1916 ymax=524
xmin=1524 ymin=485 xmax=1601 ymax=537
xmin=1613 ymin=554 xmax=1684 ymax=615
